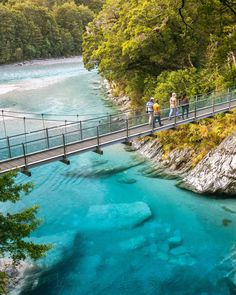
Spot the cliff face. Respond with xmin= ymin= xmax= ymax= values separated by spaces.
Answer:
xmin=132 ymin=138 xmax=194 ymax=178
xmin=133 ymin=132 xmax=236 ymax=196
xmin=101 ymin=79 xmax=131 ymax=112
xmin=181 ymin=132 xmax=236 ymax=196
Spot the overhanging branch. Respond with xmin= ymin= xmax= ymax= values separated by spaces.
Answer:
xmin=178 ymin=0 xmax=193 ymax=30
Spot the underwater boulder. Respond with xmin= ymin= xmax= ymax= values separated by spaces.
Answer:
xmin=117 ymin=177 xmax=137 ymax=184
xmin=85 ymin=202 xmax=152 ymax=230
xmin=168 ymin=235 xmax=183 ymax=250
xmin=119 ymin=236 xmax=147 ymax=251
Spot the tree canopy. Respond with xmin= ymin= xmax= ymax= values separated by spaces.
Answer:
xmin=0 ymin=0 xmax=102 ymax=63
xmin=83 ymin=0 xmax=236 ymax=106
xmin=0 ymin=171 xmax=51 ymax=293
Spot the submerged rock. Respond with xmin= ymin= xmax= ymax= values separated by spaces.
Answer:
xmin=169 ymin=246 xmax=187 ymax=256
xmin=222 ymin=206 xmax=236 ymax=214
xmin=157 ymin=251 xmax=169 ymax=261
xmin=180 ymin=132 xmax=236 ymax=196
xmin=168 ymin=235 xmax=183 ymax=250
xmin=216 ymin=244 xmax=236 ymax=293
xmin=119 ymin=236 xmax=147 ymax=251
xmin=85 ymin=202 xmax=152 ymax=230
xmin=222 ymin=219 xmax=232 ymax=227
xmin=117 ymin=177 xmax=137 ymax=184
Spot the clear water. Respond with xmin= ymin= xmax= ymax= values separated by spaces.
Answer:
xmin=1 ymin=57 xmax=236 ymax=295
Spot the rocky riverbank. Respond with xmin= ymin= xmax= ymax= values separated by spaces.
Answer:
xmin=180 ymin=132 xmax=236 ymax=196
xmin=132 ymin=132 xmax=236 ymax=196
xmin=0 ymin=258 xmax=37 ymax=295
xmin=101 ymin=79 xmax=131 ymax=112
xmin=101 ymin=78 xmax=236 ymax=196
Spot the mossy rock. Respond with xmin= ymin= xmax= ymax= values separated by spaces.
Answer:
xmin=222 ymin=219 xmax=232 ymax=226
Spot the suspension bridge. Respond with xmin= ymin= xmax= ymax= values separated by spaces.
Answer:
xmin=0 ymin=89 xmax=235 ymax=176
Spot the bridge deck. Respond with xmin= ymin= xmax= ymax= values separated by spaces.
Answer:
xmin=0 ymin=97 xmax=235 ymax=174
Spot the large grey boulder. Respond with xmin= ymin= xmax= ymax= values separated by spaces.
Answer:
xmin=181 ymin=132 xmax=236 ymax=196
xmin=85 ymin=202 xmax=152 ymax=230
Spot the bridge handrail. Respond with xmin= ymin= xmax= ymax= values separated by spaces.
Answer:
xmin=0 ymin=90 xmax=232 ymax=143
xmin=0 ymin=92 xmax=235 ymax=162
xmin=1 ymin=86 xmax=235 ymax=119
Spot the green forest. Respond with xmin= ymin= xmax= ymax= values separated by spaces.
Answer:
xmin=1 ymin=0 xmax=235 ymax=106
xmin=0 ymin=0 xmax=103 ymax=63
xmin=83 ymin=0 xmax=236 ymax=106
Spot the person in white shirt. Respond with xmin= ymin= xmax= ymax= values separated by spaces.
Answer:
xmin=146 ymin=97 xmax=154 ymax=125
xmin=169 ymin=92 xmax=179 ymax=119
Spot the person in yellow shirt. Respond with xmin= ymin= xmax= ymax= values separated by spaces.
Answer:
xmin=153 ymin=100 xmax=163 ymax=127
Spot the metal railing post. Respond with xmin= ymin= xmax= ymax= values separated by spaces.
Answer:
xmin=97 ymin=126 xmax=100 ymax=148
xmin=62 ymin=134 xmax=66 ymax=158
xmin=64 ymin=120 xmax=67 ymax=135
xmin=22 ymin=143 xmax=28 ymax=169
xmin=109 ymin=114 xmax=112 ymax=132
xmin=126 ymin=118 xmax=129 ymax=139
xmin=60 ymin=133 xmax=70 ymax=165
xmin=46 ymin=128 xmax=50 ymax=148
xmin=21 ymin=142 xmax=31 ymax=176
xmin=229 ymin=90 xmax=232 ymax=111
xmin=212 ymin=95 xmax=215 ymax=115
xmin=194 ymin=98 xmax=197 ymax=120
xmin=7 ymin=136 xmax=11 ymax=158
xmin=23 ymin=117 xmax=27 ymax=153
xmin=2 ymin=110 xmax=7 ymax=138
xmin=41 ymin=113 xmax=46 ymax=130
xmin=60 ymin=134 xmax=70 ymax=165
xmin=80 ymin=121 xmax=83 ymax=140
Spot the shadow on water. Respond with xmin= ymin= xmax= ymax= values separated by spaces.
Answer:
xmin=63 ymin=161 xmax=145 ymax=180
xmin=21 ymin=234 xmax=84 ymax=295
xmin=138 ymin=165 xmax=181 ymax=181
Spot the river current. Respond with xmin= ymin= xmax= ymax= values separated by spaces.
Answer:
xmin=1 ymin=57 xmax=236 ymax=295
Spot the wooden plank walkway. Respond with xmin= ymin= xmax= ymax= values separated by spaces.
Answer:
xmin=0 ymin=98 xmax=235 ymax=175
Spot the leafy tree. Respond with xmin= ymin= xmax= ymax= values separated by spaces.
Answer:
xmin=83 ymin=0 xmax=236 ymax=106
xmin=0 ymin=171 xmax=51 ymax=293
xmin=0 ymin=0 xmax=96 ymax=63
xmin=75 ymin=0 xmax=104 ymax=13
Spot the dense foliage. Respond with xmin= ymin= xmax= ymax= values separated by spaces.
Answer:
xmin=0 ymin=0 xmax=104 ymax=63
xmin=156 ymin=110 xmax=236 ymax=166
xmin=83 ymin=0 xmax=236 ymax=106
xmin=0 ymin=171 xmax=51 ymax=293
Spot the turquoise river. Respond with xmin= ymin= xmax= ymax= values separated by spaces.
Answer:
xmin=1 ymin=57 xmax=236 ymax=295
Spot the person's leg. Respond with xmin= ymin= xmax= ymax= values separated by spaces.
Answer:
xmin=149 ymin=112 xmax=153 ymax=125
xmin=176 ymin=107 xmax=180 ymax=118
xmin=182 ymin=107 xmax=184 ymax=119
xmin=169 ymin=108 xmax=174 ymax=119
xmin=157 ymin=115 xmax=162 ymax=126
xmin=153 ymin=115 xmax=156 ymax=127
xmin=186 ymin=106 xmax=189 ymax=118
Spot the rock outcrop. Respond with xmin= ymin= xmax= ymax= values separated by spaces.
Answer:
xmin=101 ymin=79 xmax=131 ymax=112
xmin=132 ymin=137 xmax=194 ymax=178
xmin=132 ymin=132 xmax=236 ymax=196
xmin=0 ymin=258 xmax=35 ymax=295
xmin=180 ymin=132 xmax=236 ymax=196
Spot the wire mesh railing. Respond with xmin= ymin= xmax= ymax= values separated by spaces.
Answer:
xmin=0 ymin=88 xmax=236 ymax=163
